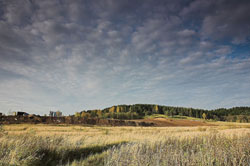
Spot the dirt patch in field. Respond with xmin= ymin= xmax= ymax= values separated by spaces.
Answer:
xmin=131 ymin=118 xmax=215 ymax=127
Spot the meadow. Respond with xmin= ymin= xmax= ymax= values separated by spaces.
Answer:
xmin=0 ymin=122 xmax=249 ymax=166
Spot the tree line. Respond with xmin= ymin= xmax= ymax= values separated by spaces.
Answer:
xmin=74 ymin=104 xmax=250 ymax=122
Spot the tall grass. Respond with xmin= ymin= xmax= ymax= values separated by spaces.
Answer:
xmin=0 ymin=124 xmax=249 ymax=166
xmin=105 ymin=134 xmax=250 ymax=166
xmin=0 ymin=134 xmax=125 ymax=166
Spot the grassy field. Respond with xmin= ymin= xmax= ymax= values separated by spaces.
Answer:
xmin=0 ymin=122 xmax=249 ymax=166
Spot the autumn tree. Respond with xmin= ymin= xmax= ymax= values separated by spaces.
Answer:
xmin=109 ymin=106 xmax=115 ymax=113
xmin=97 ymin=110 xmax=102 ymax=118
xmin=153 ymin=105 xmax=159 ymax=114
xmin=202 ymin=113 xmax=207 ymax=120
xmin=75 ymin=112 xmax=81 ymax=117
xmin=81 ymin=112 xmax=90 ymax=120
xmin=56 ymin=111 xmax=62 ymax=117
xmin=116 ymin=106 xmax=120 ymax=113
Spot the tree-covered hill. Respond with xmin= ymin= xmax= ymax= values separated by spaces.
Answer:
xmin=75 ymin=104 xmax=250 ymax=123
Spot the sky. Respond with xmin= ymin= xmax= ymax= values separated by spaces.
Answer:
xmin=0 ymin=0 xmax=250 ymax=115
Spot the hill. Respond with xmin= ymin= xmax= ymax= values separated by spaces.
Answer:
xmin=77 ymin=104 xmax=250 ymax=122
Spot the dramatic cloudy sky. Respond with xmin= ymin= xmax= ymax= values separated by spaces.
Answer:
xmin=0 ymin=0 xmax=250 ymax=115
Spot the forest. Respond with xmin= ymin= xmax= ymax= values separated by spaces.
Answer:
xmin=75 ymin=104 xmax=250 ymax=122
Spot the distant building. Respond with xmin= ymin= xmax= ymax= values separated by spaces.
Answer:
xmin=49 ymin=111 xmax=56 ymax=117
xmin=49 ymin=111 xmax=62 ymax=117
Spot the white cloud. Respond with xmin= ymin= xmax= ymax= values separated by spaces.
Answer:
xmin=215 ymin=46 xmax=232 ymax=56
xmin=178 ymin=29 xmax=196 ymax=37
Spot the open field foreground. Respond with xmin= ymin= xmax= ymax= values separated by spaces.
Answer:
xmin=0 ymin=123 xmax=250 ymax=166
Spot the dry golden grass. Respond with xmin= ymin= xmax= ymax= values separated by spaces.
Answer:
xmin=2 ymin=123 xmax=250 ymax=145
xmin=1 ymin=123 xmax=250 ymax=166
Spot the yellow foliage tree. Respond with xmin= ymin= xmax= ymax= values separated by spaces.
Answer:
xmin=75 ymin=112 xmax=81 ymax=117
xmin=117 ymin=106 xmax=120 ymax=113
xmin=56 ymin=111 xmax=62 ymax=117
xmin=97 ymin=110 xmax=102 ymax=117
xmin=80 ymin=112 xmax=85 ymax=117
xmin=154 ymin=105 xmax=159 ymax=113
xmin=81 ymin=112 xmax=90 ymax=119
xmin=109 ymin=106 xmax=115 ymax=113
xmin=202 ymin=113 xmax=207 ymax=120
